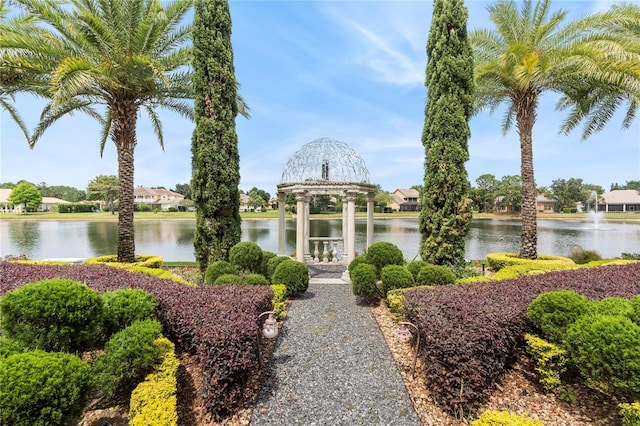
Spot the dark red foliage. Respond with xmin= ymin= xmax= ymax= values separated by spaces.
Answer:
xmin=0 ymin=262 xmax=273 ymax=416
xmin=403 ymin=263 xmax=640 ymax=416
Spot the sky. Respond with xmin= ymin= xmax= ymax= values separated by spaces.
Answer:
xmin=1 ymin=0 xmax=639 ymax=198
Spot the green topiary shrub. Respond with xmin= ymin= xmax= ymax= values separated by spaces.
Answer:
xmin=619 ymin=402 xmax=640 ymax=426
xmin=85 ymin=254 xmax=163 ymax=268
xmin=129 ymin=337 xmax=179 ymax=426
xmin=348 ymin=255 xmax=369 ymax=273
xmin=92 ymin=319 xmax=164 ymax=401
xmin=271 ymin=260 xmax=309 ymax=296
xmin=415 ymin=264 xmax=456 ymax=286
xmin=568 ymin=246 xmax=602 ymax=264
xmin=0 ymin=350 xmax=91 ymax=426
xmin=632 ymin=295 xmax=640 ymax=326
xmin=261 ymin=251 xmax=277 ymax=278
xmin=0 ymin=337 xmax=26 ymax=359
xmin=365 ymin=241 xmax=404 ymax=278
xmin=271 ymin=284 xmax=288 ymax=320
xmin=405 ymin=260 xmax=428 ymax=280
xmin=102 ymin=288 xmax=158 ymax=337
xmin=244 ymin=273 xmax=270 ymax=286
xmin=204 ymin=260 xmax=238 ymax=284
xmin=471 ymin=410 xmax=543 ymax=426
xmin=590 ymin=297 xmax=634 ymax=318
xmin=267 ymin=256 xmax=291 ymax=281
xmin=380 ymin=265 xmax=415 ymax=295
xmin=527 ymin=290 xmax=591 ymax=343
xmin=229 ymin=241 xmax=263 ymax=273
xmin=0 ymin=278 xmax=104 ymax=352
xmin=524 ymin=333 xmax=568 ymax=392
xmin=351 ymin=263 xmax=379 ymax=300
xmin=213 ymin=274 xmax=245 ymax=285
xmin=486 ymin=252 xmax=574 ymax=271
xmin=564 ymin=314 xmax=640 ymax=399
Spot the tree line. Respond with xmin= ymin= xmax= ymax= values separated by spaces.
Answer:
xmin=2 ymin=0 xmax=639 ymax=267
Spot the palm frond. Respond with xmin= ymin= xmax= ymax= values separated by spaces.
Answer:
xmin=143 ymin=105 xmax=164 ymax=151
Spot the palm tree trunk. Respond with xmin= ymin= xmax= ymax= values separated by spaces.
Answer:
xmin=112 ymin=100 xmax=139 ymax=263
xmin=515 ymin=90 xmax=539 ymax=259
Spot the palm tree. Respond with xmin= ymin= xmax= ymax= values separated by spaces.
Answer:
xmin=2 ymin=0 xmax=195 ymax=262
xmin=471 ymin=0 xmax=640 ymax=259
xmin=0 ymin=0 xmax=44 ymax=142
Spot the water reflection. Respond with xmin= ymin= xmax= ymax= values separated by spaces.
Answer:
xmin=87 ymin=222 xmax=118 ymax=256
xmin=5 ymin=221 xmax=41 ymax=255
xmin=1 ymin=217 xmax=639 ymax=261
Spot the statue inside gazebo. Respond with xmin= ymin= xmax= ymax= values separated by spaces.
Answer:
xmin=276 ymin=137 xmax=378 ymax=264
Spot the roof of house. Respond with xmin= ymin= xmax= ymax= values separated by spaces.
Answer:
xmin=602 ymin=189 xmax=640 ymax=204
xmin=393 ymin=188 xmax=420 ymax=199
xmin=536 ymin=194 xmax=557 ymax=203
xmin=0 ymin=188 xmax=70 ymax=204
xmin=133 ymin=187 xmax=183 ymax=198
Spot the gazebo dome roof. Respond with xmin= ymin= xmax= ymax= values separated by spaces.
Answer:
xmin=280 ymin=137 xmax=370 ymax=184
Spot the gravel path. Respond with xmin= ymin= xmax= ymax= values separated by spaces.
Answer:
xmin=250 ymin=280 xmax=422 ymax=426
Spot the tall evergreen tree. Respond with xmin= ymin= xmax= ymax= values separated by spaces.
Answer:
xmin=419 ymin=0 xmax=474 ymax=265
xmin=191 ymin=0 xmax=241 ymax=271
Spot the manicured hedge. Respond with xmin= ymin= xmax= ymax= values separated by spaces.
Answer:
xmin=0 ymin=262 xmax=273 ymax=417
xmin=403 ymin=263 xmax=640 ymax=416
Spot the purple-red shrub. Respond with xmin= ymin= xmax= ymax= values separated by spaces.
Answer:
xmin=0 ymin=262 xmax=273 ymax=416
xmin=403 ymin=263 xmax=640 ymax=417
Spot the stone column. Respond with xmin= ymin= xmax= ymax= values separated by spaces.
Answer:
xmin=366 ymin=192 xmax=375 ymax=250
xmin=346 ymin=190 xmax=357 ymax=263
xmin=304 ymin=194 xmax=311 ymax=262
xmin=295 ymin=190 xmax=306 ymax=262
xmin=277 ymin=191 xmax=286 ymax=255
xmin=342 ymin=192 xmax=349 ymax=261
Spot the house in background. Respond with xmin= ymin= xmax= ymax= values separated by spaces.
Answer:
xmin=494 ymin=193 xmax=558 ymax=213
xmin=0 ymin=188 xmax=71 ymax=213
xmin=536 ymin=194 xmax=558 ymax=212
xmin=133 ymin=187 xmax=184 ymax=211
xmin=239 ymin=193 xmax=251 ymax=212
xmin=388 ymin=188 xmax=421 ymax=212
xmin=601 ymin=190 xmax=640 ymax=212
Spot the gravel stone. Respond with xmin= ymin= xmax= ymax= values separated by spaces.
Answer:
xmin=251 ymin=281 xmax=421 ymax=426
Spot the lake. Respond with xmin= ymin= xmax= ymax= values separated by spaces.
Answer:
xmin=1 ymin=217 xmax=639 ymax=261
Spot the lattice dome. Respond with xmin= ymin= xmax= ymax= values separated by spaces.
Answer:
xmin=280 ymin=137 xmax=370 ymax=184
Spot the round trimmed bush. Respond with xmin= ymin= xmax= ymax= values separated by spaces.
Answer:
xmin=267 ymin=256 xmax=291 ymax=281
xmin=590 ymin=297 xmax=634 ymax=318
xmin=405 ymin=260 xmax=428 ymax=280
xmin=527 ymin=290 xmax=591 ymax=343
xmin=631 ymin=295 xmax=640 ymax=325
xmin=229 ymin=241 xmax=263 ymax=273
xmin=102 ymin=288 xmax=158 ymax=336
xmin=351 ymin=263 xmax=379 ymax=299
xmin=205 ymin=260 xmax=237 ymax=284
xmin=0 ymin=278 xmax=104 ymax=352
xmin=213 ymin=274 xmax=245 ymax=285
xmin=92 ymin=319 xmax=164 ymax=400
xmin=271 ymin=260 xmax=309 ymax=295
xmin=348 ymin=255 xmax=369 ymax=273
xmin=365 ymin=242 xmax=404 ymax=277
xmin=380 ymin=265 xmax=415 ymax=295
xmin=0 ymin=337 xmax=26 ymax=359
xmin=564 ymin=314 xmax=640 ymax=399
xmin=244 ymin=273 xmax=270 ymax=286
xmin=415 ymin=264 xmax=456 ymax=286
xmin=261 ymin=251 xmax=277 ymax=278
xmin=0 ymin=350 xmax=91 ymax=426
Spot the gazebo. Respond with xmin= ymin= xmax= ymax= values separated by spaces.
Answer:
xmin=276 ymin=137 xmax=378 ymax=264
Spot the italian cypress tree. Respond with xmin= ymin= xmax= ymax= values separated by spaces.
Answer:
xmin=418 ymin=0 xmax=474 ymax=265
xmin=191 ymin=0 xmax=241 ymax=271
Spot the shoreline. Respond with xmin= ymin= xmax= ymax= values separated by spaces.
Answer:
xmin=1 ymin=212 xmax=639 ymax=223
